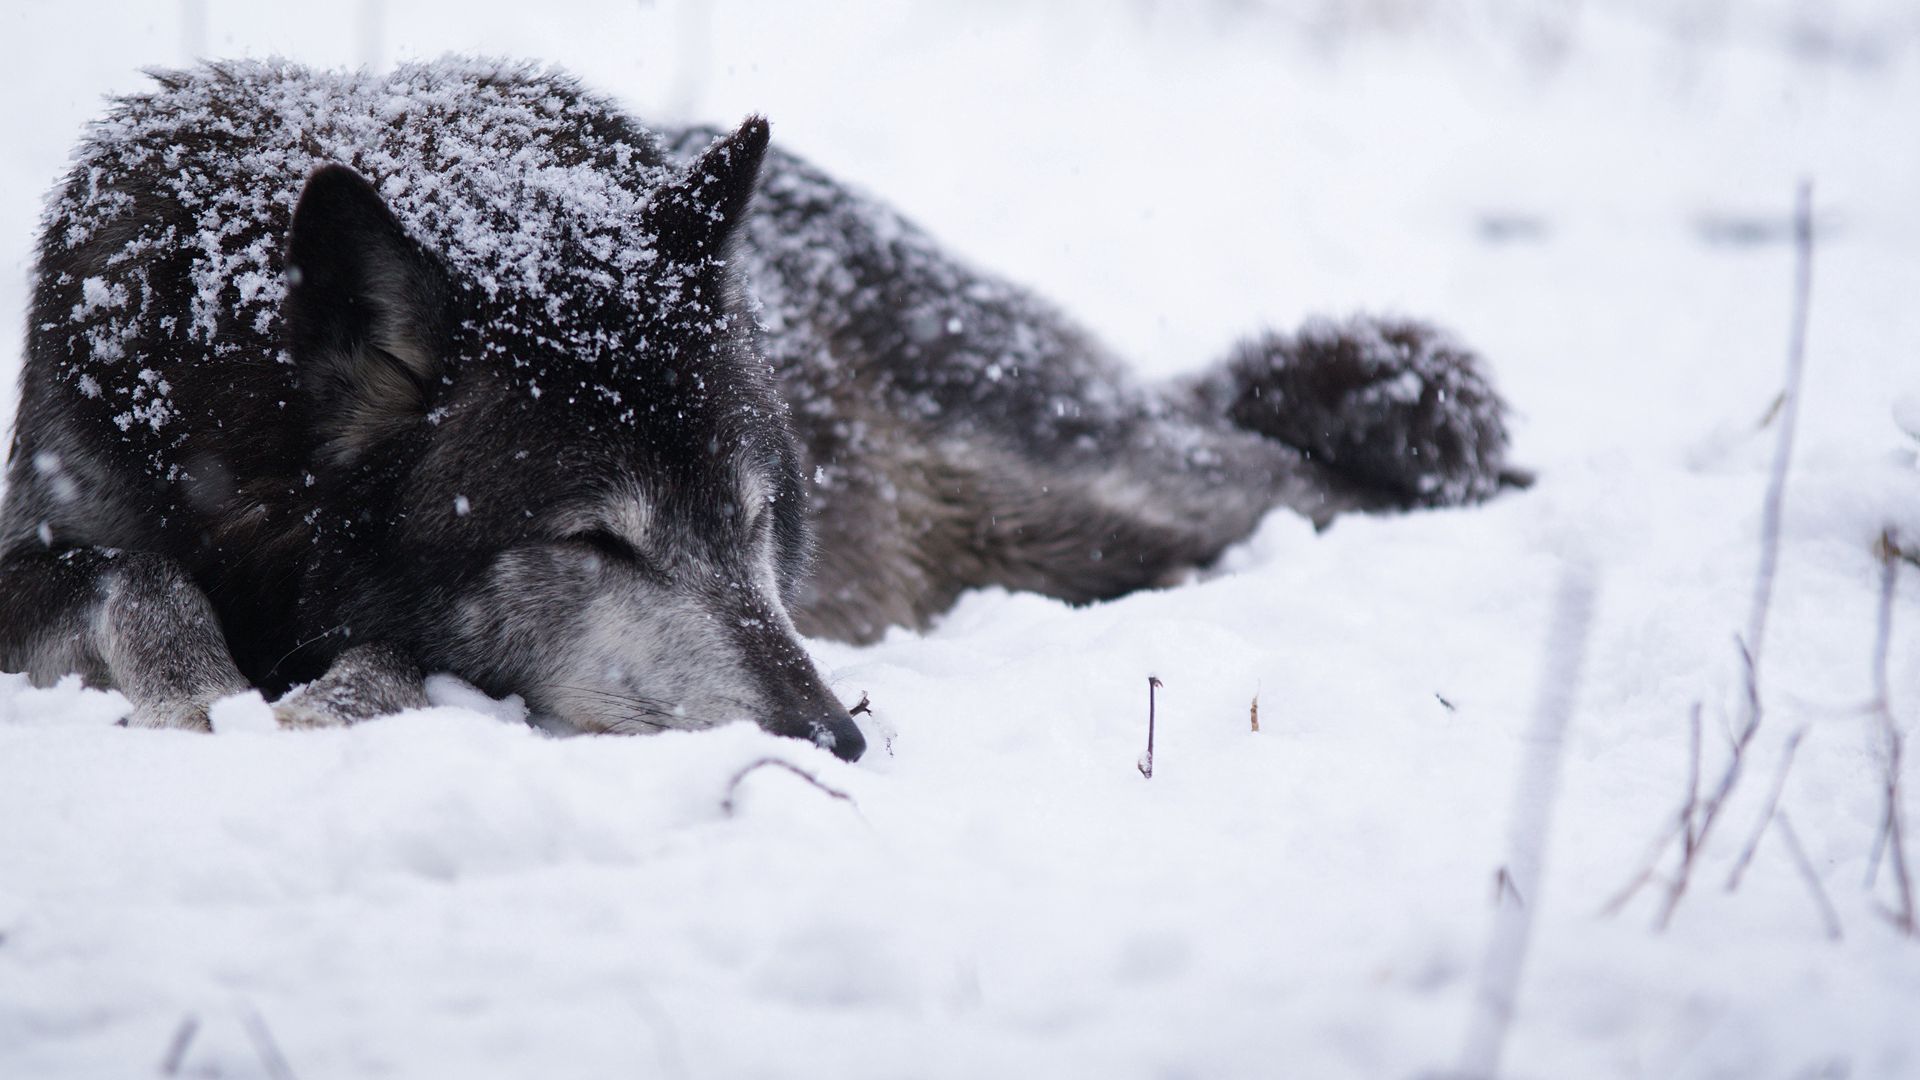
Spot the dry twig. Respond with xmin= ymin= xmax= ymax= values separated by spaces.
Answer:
xmin=1493 ymin=866 xmax=1525 ymax=909
xmin=1776 ymin=811 xmax=1843 ymax=941
xmin=720 ymin=758 xmax=858 ymax=818
xmin=1724 ymin=728 xmax=1808 ymax=891
xmin=159 ymin=1014 xmax=199 ymax=1076
xmin=1645 ymin=644 xmax=1760 ymax=928
xmin=240 ymin=1005 xmax=297 ymax=1080
xmin=1742 ymin=180 xmax=1816 ymax=689
xmin=1604 ymin=181 xmax=1816 ymax=930
xmin=1866 ymin=530 xmax=1917 ymax=934
xmin=1681 ymin=703 xmax=1703 ymax=859
xmin=1138 ymin=676 xmax=1162 ymax=778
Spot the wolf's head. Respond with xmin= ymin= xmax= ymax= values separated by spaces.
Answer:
xmin=280 ymin=117 xmax=865 ymax=761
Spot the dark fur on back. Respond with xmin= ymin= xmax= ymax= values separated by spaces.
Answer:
xmin=665 ymin=126 xmax=1518 ymax=642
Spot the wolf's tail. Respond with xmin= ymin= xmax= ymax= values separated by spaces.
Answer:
xmin=1196 ymin=315 xmax=1526 ymax=508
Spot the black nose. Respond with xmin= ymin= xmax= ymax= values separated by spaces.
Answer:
xmin=766 ymin=708 xmax=866 ymax=761
xmin=815 ymin=710 xmax=866 ymax=762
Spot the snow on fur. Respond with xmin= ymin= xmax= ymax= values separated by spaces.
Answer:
xmin=43 ymin=60 xmax=678 ymax=454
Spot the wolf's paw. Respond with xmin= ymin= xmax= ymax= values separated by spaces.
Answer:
xmin=271 ymin=644 xmax=431 ymax=728
xmin=271 ymin=687 xmax=357 ymax=729
xmin=120 ymin=698 xmax=217 ymax=732
xmin=1220 ymin=315 xmax=1514 ymax=508
xmin=120 ymin=684 xmax=258 ymax=732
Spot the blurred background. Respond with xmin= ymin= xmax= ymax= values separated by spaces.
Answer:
xmin=3 ymin=1 xmax=1916 ymax=467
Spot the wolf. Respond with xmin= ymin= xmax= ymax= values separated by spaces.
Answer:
xmin=0 ymin=60 xmax=1517 ymax=762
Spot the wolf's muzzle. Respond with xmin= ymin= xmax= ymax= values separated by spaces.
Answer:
xmin=778 ymin=708 xmax=865 ymax=762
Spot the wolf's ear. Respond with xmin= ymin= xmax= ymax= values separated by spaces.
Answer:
xmin=644 ymin=115 xmax=768 ymax=266
xmin=284 ymin=163 xmax=448 ymax=466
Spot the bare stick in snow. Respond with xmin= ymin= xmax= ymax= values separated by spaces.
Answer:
xmin=848 ymin=691 xmax=873 ymax=717
xmin=1606 ymin=181 xmax=1816 ymax=929
xmin=1649 ymin=648 xmax=1758 ymax=929
xmin=721 ymin=758 xmax=858 ymax=818
xmin=1456 ymin=564 xmax=1596 ymax=1080
xmin=1250 ymin=690 xmax=1260 ymax=733
xmin=1493 ymin=866 xmax=1525 ymax=908
xmin=240 ymin=1005 xmax=297 ymax=1080
xmin=1867 ymin=530 xmax=1917 ymax=934
xmin=1598 ymin=816 xmax=1683 ymax=918
xmin=1597 ymin=704 xmax=1699 ymax=918
xmin=1741 ymin=179 xmax=1816 ymax=696
xmin=1681 ymin=703 xmax=1703 ymax=858
xmin=1724 ymin=728 xmax=1808 ymax=891
xmin=1775 ymin=811 xmax=1843 ymax=941
xmin=1138 ymin=676 xmax=1162 ymax=778
xmin=159 ymin=1014 xmax=199 ymax=1076
xmin=1868 ymin=803 xmax=1889 ymax=890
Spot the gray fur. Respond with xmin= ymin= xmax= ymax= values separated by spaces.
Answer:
xmin=4 ymin=547 xmax=251 ymax=729
xmin=273 ymin=643 xmax=430 ymax=728
xmin=684 ymin=129 xmax=1501 ymax=642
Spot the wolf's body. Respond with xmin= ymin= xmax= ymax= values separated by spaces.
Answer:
xmin=0 ymin=61 xmax=1513 ymax=760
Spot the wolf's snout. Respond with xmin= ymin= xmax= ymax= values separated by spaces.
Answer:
xmin=818 ymin=709 xmax=867 ymax=762
xmin=775 ymin=708 xmax=865 ymax=762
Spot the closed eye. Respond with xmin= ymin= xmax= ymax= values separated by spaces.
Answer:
xmin=571 ymin=528 xmax=641 ymax=563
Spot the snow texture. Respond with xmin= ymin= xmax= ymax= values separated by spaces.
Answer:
xmin=3 ymin=2 xmax=1920 ymax=1078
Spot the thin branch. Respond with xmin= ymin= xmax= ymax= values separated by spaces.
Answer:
xmin=1775 ymin=811 xmax=1843 ymax=941
xmin=1138 ymin=676 xmax=1162 ymax=779
xmin=1871 ymin=759 xmax=1916 ymax=936
xmin=1742 ymin=178 xmax=1816 ymax=685
xmin=1493 ymin=866 xmax=1525 ymax=909
xmin=1873 ymin=533 xmax=1899 ymax=701
xmin=1868 ymin=530 xmax=1916 ymax=934
xmin=1601 ymin=704 xmax=1703 ymax=917
xmin=1634 ymin=181 xmax=1816 ymax=931
xmin=720 ymin=758 xmax=858 ymax=818
xmin=1867 ymin=540 xmax=1895 ymax=891
xmin=1867 ymin=797 xmax=1890 ymax=890
xmin=1457 ymin=564 xmax=1596 ymax=1079
xmin=1878 ymin=739 xmax=1915 ymax=935
xmin=1682 ymin=703 xmax=1703 ymax=858
xmin=1725 ymin=728 xmax=1808 ymax=892
xmin=240 ymin=1005 xmax=297 ymax=1080
xmin=1651 ymin=644 xmax=1761 ymax=929
xmin=1754 ymin=389 xmax=1787 ymax=430
xmin=159 ymin=1014 xmax=198 ymax=1076
xmin=1598 ymin=815 xmax=1683 ymax=918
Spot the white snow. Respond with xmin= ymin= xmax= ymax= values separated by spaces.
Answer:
xmin=206 ymin=690 xmax=275 ymax=734
xmin=3 ymin=2 xmax=1920 ymax=1078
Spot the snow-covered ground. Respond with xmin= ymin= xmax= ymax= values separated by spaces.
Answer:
xmin=3 ymin=2 xmax=1919 ymax=1077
